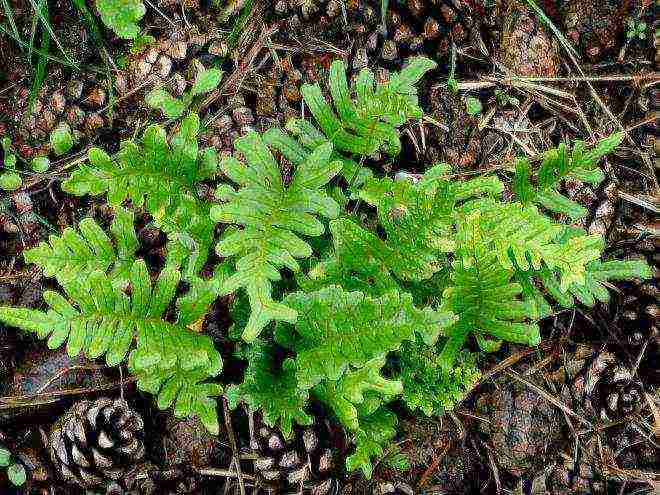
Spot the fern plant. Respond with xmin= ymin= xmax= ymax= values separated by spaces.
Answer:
xmin=282 ymin=57 xmax=436 ymax=185
xmin=0 ymin=212 xmax=224 ymax=432
xmin=0 ymin=57 xmax=651 ymax=480
xmin=211 ymin=132 xmax=342 ymax=341
xmin=63 ymin=113 xmax=218 ymax=277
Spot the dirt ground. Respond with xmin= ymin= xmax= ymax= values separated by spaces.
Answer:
xmin=0 ymin=0 xmax=658 ymax=494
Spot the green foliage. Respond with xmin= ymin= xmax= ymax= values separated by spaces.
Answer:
xmin=286 ymin=57 xmax=436 ymax=184
xmin=63 ymin=113 xmax=217 ymax=276
xmin=0 ymin=445 xmax=26 ymax=487
xmin=50 ymin=122 xmax=74 ymax=156
xmin=226 ymin=343 xmax=312 ymax=439
xmin=346 ymin=407 xmax=398 ymax=478
xmin=25 ymin=207 xmax=138 ymax=288
xmin=513 ymin=132 xmax=624 ymax=219
xmin=211 ymin=131 xmax=342 ymax=341
xmin=0 ymin=259 xmax=222 ymax=432
xmin=95 ymin=0 xmax=145 ymax=39
xmin=146 ymin=68 xmax=223 ymax=118
xmin=397 ymin=340 xmax=480 ymax=416
xmin=0 ymin=171 xmax=21 ymax=191
xmin=465 ymin=96 xmax=482 ymax=115
xmin=0 ymin=54 xmax=647 ymax=481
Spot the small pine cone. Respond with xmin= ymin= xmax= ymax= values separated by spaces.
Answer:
xmin=251 ymin=420 xmax=336 ymax=495
xmin=49 ymin=398 xmax=145 ymax=489
xmin=594 ymin=365 xmax=644 ymax=421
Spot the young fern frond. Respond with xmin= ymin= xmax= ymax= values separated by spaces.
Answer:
xmin=285 ymin=57 xmax=436 ymax=184
xmin=0 ymin=260 xmax=223 ymax=433
xmin=517 ymin=258 xmax=652 ymax=317
xmin=513 ymin=132 xmax=624 ymax=219
xmin=397 ymin=340 xmax=480 ymax=417
xmin=357 ymin=165 xmax=504 ymax=281
xmin=24 ymin=207 xmax=138 ymax=288
xmin=62 ymin=113 xmax=218 ymax=276
xmin=226 ymin=343 xmax=313 ymax=439
xmin=211 ymin=131 xmax=342 ymax=342
xmin=457 ymin=199 xmax=603 ymax=290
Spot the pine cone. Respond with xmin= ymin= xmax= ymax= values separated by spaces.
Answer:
xmin=594 ymin=364 xmax=644 ymax=421
xmin=49 ymin=398 xmax=145 ymax=489
xmin=251 ymin=420 xmax=336 ymax=495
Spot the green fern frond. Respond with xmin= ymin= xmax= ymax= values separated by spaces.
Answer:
xmin=518 ymin=258 xmax=652 ymax=316
xmin=346 ymin=407 xmax=398 ymax=479
xmin=513 ymin=132 xmax=624 ymax=219
xmin=24 ymin=207 xmax=138 ymax=288
xmin=211 ymin=131 xmax=342 ymax=342
xmin=313 ymin=356 xmax=402 ymax=432
xmin=0 ymin=259 xmax=222 ymax=432
xmin=285 ymin=57 xmax=436 ymax=184
xmin=282 ymin=286 xmax=456 ymax=389
xmin=357 ymin=165 xmax=504 ymax=280
xmin=458 ymin=200 xmax=603 ymax=290
xmin=226 ymin=343 xmax=312 ymax=439
xmin=397 ymin=339 xmax=480 ymax=417
xmin=62 ymin=114 xmax=217 ymax=276
xmin=440 ymin=220 xmax=540 ymax=367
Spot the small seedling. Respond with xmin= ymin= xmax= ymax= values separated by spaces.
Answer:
xmin=146 ymin=67 xmax=223 ymax=118
xmin=627 ymin=19 xmax=647 ymax=40
xmin=465 ymin=96 xmax=483 ymax=115
xmin=0 ymin=446 xmax=27 ymax=487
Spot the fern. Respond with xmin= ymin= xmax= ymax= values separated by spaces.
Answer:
xmin=0 ymin=260 xmax=223 ymax=433
xmin=285 ymin=57 xmax=436 ymax=184
xmin=439 ymin=216 xmax=541 ymax=366
xmin=281 ymin=286 xmax=455 ymax=389
xmin=346 ymin=406 xmax=398 ymax=478
xmin=457 ymin=200 xmax=603 ymax=291
xmin=63 ymin=113 xmax=217 ymax=276
xmin=397 ymin=339 xmax=480 ymax=417
xmin=226 ymin=343 xmax=312 ymax=439
xmin=146 ymin=68 xmax=223 ymax=118
xmin=210 ymin=131 xmax=342 ymax=341
xmin=24 ymin=207 xmax=138 ymax=288
xmin=517 ymin=258 xmax=652 ymax=317
xmin=513 ymin=132 xmax=624 ymax=219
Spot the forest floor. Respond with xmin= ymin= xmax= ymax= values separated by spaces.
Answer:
xmin=0 ymin=0 xmax=658 ymax=494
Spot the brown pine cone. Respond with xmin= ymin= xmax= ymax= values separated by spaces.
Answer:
xmin=48 ymin=398 xmax=145 ymax=489
xmin=250 ymin=419 xmax=337 ymax=495
xmin=594 ymin=364 xmax=644 ymax=421
xmin=500 ymin=0 xmax=559 ymax=77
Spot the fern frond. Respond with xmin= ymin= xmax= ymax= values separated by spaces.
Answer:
xmin=518 ymin=258 xmax=652 ymax=316
xmin=440 ymin=219 xmax=540 ymax=367
xmin=211 ymin=131 xmax=342 ymax=342
xmin=285 ymin=57 xmax=435 ymax=183
xmin=513 ymin=132 xmax=624 ymax=219
xmin=226 ymin=343 xmax=312 ymax=439
xmin=63 ymin=114 xmax=217 ymax=276
xmin=24 ymin=207 xmax=138 ymax=288
xmin=346 ymin=407 xmax=398 ymax=479
xmin=397 ymin=339 xmax=480 ymax=417
xmin=282 ymin=286 xmax=456 ymax=389
xmin=313 ymin=356 xmax=402 ymax=432
xmin=458 ymin=200 xmax=603 ymax=290
xmin=0 ymin=260 xmax=222 ymax=431
xmin=357 ymin=165 xmax=504 ymax=280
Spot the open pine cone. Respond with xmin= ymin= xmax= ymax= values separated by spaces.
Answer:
xmin=48 ymin=398 xmax=145 ymax=489
xmin=251 ymin=419 xmax=337 ymax=495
